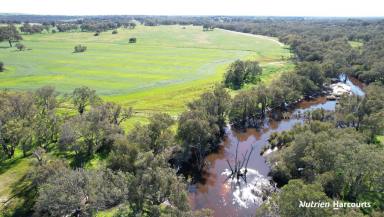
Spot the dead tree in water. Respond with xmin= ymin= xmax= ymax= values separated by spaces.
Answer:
xmin=226 ymin=141 xmax=254 ymax=183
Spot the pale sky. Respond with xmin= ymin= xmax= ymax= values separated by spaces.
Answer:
xmin=0 ymin=0 xmax=383 ymax=17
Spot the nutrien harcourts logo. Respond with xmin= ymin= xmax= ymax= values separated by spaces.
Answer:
xmin=299 ymin=201 xmax=371 ymax=210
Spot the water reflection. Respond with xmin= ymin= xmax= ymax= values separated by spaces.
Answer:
xmin=188 ymin=76 xmax=364 ymax=217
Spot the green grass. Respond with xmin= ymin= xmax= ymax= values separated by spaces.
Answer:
xmin=378 ymin=136 xmax=384 ymax=145
xmin=0 ymin=150 xmax=33 ymax=216
xmin=95 ymin=207 xmax=119 ymax=217
xmin=349 ymin=40 xmax=363 ymax=49
xmin=0 ymin=25 xmax=290 ymax=115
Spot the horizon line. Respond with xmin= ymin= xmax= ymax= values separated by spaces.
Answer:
xmin=0 ymin=13 xmax=384 ymax=19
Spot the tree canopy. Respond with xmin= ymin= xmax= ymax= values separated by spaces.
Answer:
xmin=224 ymin=60 xmax=262 ymax=89
xmin=0 ymin=24 xmax=22 ymax=47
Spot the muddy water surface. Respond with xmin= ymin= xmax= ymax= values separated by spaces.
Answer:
xmin=188 ymin=77 xmax=364 ymax=217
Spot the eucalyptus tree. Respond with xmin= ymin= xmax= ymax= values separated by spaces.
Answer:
xmin=72 ymin=86 xmax=100 ymax=115
xmin=224 ymin=60 xmax=262 ymax=89
xmin=0 ymin=24 xmax=22 ymax=47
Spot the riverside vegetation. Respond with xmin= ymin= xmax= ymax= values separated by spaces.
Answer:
xmin=0 ymin=15 xmax=383 ymax=217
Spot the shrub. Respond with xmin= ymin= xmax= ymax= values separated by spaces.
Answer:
xmin=16 ymin=43 xmax=26 ymax=51
xmin=112 ymin=30 xmax=118 ymax=34
xmin=94 ymin=31 xmax=100 ymax=36
xmin=0 ymin=62 xmax=3 ymax=72
xmin=51 ymin=29 xmax=57 ymax=33
xmin=129 ymin=37 xmax=137 ymax=43
xmin=74 ymin=44 xmax=87 ymax=53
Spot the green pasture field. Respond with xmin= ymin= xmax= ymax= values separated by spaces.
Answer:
xmin=0 ymin=25 xmax=292 ymax=216
xmin=0 ymin=25 xmax=291 ymax=116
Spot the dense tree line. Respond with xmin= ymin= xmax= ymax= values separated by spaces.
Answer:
xmin=56 ymin=23 xmax=79 ymax=32
xmin=80 ymin=21 xmax=122 ymax=32
xmin=20 ymin=23 xmax=44 ymax=34
xmin=256 ymin=84 xmax=384 ymax=217
xmin=215 ymin=18 xmax=384 ymax=85
xmin=228 ymin=68 xmax=324 ymax=128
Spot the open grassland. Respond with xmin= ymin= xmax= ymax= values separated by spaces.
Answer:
xmin=0 ymin=25 xmax=291 ymax=115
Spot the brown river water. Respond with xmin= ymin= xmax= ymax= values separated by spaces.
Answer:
xmin=188 ymin=77 xmax=364 ymax=217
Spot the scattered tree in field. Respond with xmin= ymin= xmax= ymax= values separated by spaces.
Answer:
xmin=94 ymin=31 xmax=100 ymax=36
xmin=0 ymin=24 xmax=22 ymax=47
xmin=129 ymin=37 xmax=137 ymax=43
xmin=203 ymin=24 xmax=214 ymax=31
xmin=125 ymin=22 xmax=136 ymax=29
xmin=74 ymin=44 xmax=87 ymax=53
xmin=0 ymin=62 xmax=3 ymax=72
xmin=224 ymin=60 xmax=262 ymax=89
xmin=112 ymin=29 xmax=118 ymax=34
xmin=71 ymin=86 xmax=100 ymax=114
xmin=16 ymin=43 xmax=26 ymax=51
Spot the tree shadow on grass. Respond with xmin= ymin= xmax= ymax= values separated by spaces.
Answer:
xmin=1 ymin=168 xmax=36 ymax=217
xmin=0 ymin=157 xmax=24 ymax=175
xmin=70 ymin=147 xmax=111 ymax=168
xmin=70 ymin=152 xmax=94 ymax=168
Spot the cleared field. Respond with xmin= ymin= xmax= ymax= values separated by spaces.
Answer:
xmin=348 ymin=40 xmax=363 ymax=49
xmin=0 ymin=25 xmax=291 ymax=114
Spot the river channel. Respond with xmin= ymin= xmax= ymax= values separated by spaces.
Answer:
xmin=188 ymin=76 xmax=365 ymax=217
